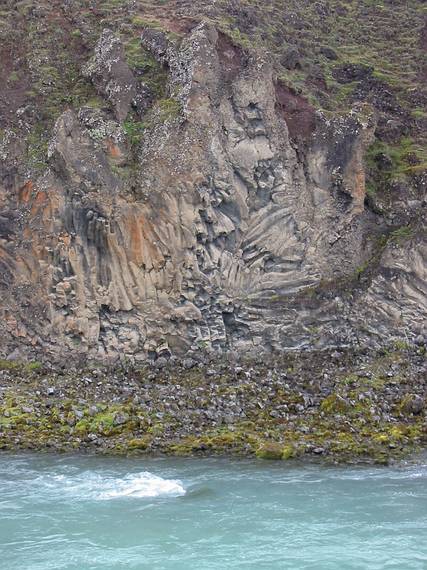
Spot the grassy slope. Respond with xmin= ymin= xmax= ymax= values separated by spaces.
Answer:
xmin=1 ymin=1 xmax=425 ymax=173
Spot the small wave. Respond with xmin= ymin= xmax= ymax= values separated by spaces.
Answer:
xmin=98 ymin=472 xmax=185 ymax=500
xmin=33 ymin=470 xmax=186 ymax=501
xmin=183 ymin=485 xmax=215 ymax=499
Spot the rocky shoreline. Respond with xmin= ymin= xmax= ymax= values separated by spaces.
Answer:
xmin=0 ymin=345 xmax=425 ymax=464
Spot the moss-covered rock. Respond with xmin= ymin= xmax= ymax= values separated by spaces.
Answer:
xmin=256 ymin=442 xmax=283 ymax=460
xmin=320 ymin=393 xmax=351 ymax=414
xmin=398 ymin=394 xmax=425 ymax=416
xmin=282 ymin=445 xmax=297 ymax=460
xmin=0 ymin=347 xmax=424 ymax=463
xmin=127 ymin=438 xmax=150 ymax=451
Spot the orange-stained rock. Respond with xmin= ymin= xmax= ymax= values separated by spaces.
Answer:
xmin=0 ymin=22 xmax=425 ymax=363
xmin=18 ymin=180 xmax=33 ymax=204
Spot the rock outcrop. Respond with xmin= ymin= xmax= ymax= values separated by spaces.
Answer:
xmin=0 ymin=21 xmax=425 ymax=363
xmin=82 ymin=29 xmax=150 ymax=121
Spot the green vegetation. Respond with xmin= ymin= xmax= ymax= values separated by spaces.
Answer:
xmin=412 ymin=108 xmax=427 ymax=120
xmin=171 ymin=427 xmax=256 ymax=457
xmin=75 ymin=408 xmax=121 ymax=436
xmin=122 ymin=96 xmax=181 ymax=146
xmin=26 ymin=361 xmax=42 ymax=372
xmin=123 ymin=119 xmax=146 ymax=145
xmin=282 ymin=445 xmax=297 ymax=460
xmin=123 ymin=37 xmax=168 ymax=97
xmin=393 ymin=340 xmax=411 ymax=352
xmin=0 ymin=359 xmax=42 ymax=372
xmin=215 ymin=0 xmax=425 ymax=111
xmin=127 ymin=437 xmax=150 ymax=451
xmin=84 ymin=96 xmax=105 ymax=109
xmin=0 ymin=347 xmax=424 ymax=463
xmin=130 ymin=16 xmax=162 ymax=29
xmin=1 ymin=0 xmax=423 ymax=192
xmin=389 ymin=226 xmax=414 ymax=243
xmin=216 ymin=0 xmax=426 ymax=205
xmin=256 ymin=442 xmax=283 ymax=460
xmin=0 ymin=359 xmax=19 ymax=371
xmin=8 ymin=70 xmax=19 ymax=83
xmin=366 ymin=137 xmax=427 ymax=181
xmin=26 ymin=123 xmax=50 ymax=172
xmin=320 ymin=393 xmax=352 ymax=414
xmin=157 ymin=97 xmax=181 ymax=121
xmin=218 ymin=21 xmax=253 ymax=51
xmin=26 ymin=18 xmax=99 ymax=120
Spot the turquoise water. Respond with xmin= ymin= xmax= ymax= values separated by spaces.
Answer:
xmin=0 ymin=455 xmax=426 ymax=569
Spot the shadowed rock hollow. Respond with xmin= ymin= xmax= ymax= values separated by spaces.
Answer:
xmin=0 ymin=3 xmax=425 ymax=363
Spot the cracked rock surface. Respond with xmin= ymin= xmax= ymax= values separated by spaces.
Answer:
xmin=0 ymin=19 xmax=425 ymax=363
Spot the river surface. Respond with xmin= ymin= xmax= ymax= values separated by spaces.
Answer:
xmin=0 ymin=454 xmax=426 ymax=569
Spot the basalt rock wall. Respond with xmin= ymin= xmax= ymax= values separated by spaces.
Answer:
xmin=0 ymin=22 xmax=425 ymax=363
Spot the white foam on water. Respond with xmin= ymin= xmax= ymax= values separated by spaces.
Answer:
xmin=97 ymin=472 xmax=186 ymax=500
xmin=35 ymin=471 xmax=186 ymax=501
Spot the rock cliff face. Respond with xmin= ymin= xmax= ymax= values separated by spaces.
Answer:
xmin=0 ymin=7 xmax=425 ymax=363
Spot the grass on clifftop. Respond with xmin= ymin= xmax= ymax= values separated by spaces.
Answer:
xmin=1 ymin=0 xmax=424 ymax=180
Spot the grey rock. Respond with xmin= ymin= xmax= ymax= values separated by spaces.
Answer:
xmin=88 ymin=405 xmax=99 ymax=417
xmin=0 ymin=21 xmax=425 ymax=364
xmin=113 ymin=412 xmax=129 ymax=426
xmin=155 ymin=357 xmax=168 ymax=369
xmin=332 ymin=63 xmax=373 ymax=83
xmin=320 ymin=46 xmax=338 ymax=60
xmin=6 ymin=349 xmax=22 ymax=361
xmin=141 ymin=28 xmax=173 ymax=63
xmin=281 ymin=46 xmax=302 ymax=70
xmin=415 ymin=335 xmax=425 ymax=346
xmin=183 ymin=358 xmax=196 ymax=369
xmin=82 ymin=29 xmax=140 ymax=122
xmin=403 ymin=395 xmax=424 ymax=415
